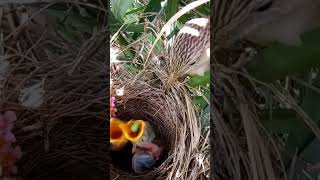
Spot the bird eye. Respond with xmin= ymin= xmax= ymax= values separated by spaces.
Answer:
xmin=256 ymin=0 xmax=272 ymax=12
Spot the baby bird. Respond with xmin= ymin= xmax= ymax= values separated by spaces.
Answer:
xmin=131 ymin=142 xmax=162 ymax=174
xmin=110 ymin=118 xmax=156 ymax=151
xmin=110 ymin=118 xmax=128 ymax=151
xmin=121 ymin=120 xmax=156 ymax=145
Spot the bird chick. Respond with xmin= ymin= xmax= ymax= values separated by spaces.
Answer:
xmin=121 ymin=120 xmax=156 ymax=145
xmin=110 ymin=118 xmax=128 ymax=151
xmin=131 ymin=142 xmax=162 ymax=174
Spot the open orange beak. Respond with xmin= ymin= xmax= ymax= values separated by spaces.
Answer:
xmin=120 ymin=120 xmax=145 ymax=143
xmin=110 ymin=118 xmax=128 ymax=150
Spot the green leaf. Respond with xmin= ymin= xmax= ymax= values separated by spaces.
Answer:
xmin=110 ymin=23 xmax=145 ymax=33
xmin=261 ymin=109 xmax=312 ymax=170
xmin=125 ymin=6 xmax=146 ymax=16
xmin=147 ymin=33 xmax=164 ymax=53
xmin=165 ymin=0 xmax=179 ymax=20
xmin=177 ymin=13 xmax=194 ymax=24
xmin=261 ymin=79 xmax=320 ymax=168
xmin=195 ymin=3 xmax=210 ymax=16
xmin=301 ymin=138 xmax=320 ymax=163
xmin=191 ymin=85 xmax=209 ymax=112
xmin=261 ymin=109 xmax=301 ymax=133
xmin=111 ymin=0 xmax=135 ymax=22
xmin=288 ymin=139 xmax=320 ymax=179
xmin=193 ymin=94 xmax=209 ymax=111
xmin=182 ymin=0 xmax=209 ymax=15
xmin=125 ymin=64 xmax=139 ymax=74
xmin=187 ymin=71 xmax=210 ymax=87
xmin=187 ymin=71 xmax=210 ymax=112
xmin=247 ymin=28 xmax=320 ymax=83
xmin=116 ymin=34 xmax=135 ymax=59
xmin=287 ymin=83 xmax=320 ymax=176
xmin=141 ymin=0 xmax=162 ymax=22
xmin=131 ymin=0 xmax=162 ymax=40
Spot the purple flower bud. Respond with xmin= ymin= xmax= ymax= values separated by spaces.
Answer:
xmin=4 ymin=111 xmax=17 ymax=123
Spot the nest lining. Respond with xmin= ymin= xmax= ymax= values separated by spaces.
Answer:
xmin=110 ymin=82 xmax=178 ymax=179
xmin=110 ymin=37 xmax=210 ymax=179
xmin=2 ymin=20 xmax=108 ymax=179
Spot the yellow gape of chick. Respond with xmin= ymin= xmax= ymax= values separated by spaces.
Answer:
xmin=110 ymin=118 xmax=155 ymax=150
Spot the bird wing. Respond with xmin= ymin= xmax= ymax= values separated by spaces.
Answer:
xmin=213 ymin=0 xmax=320 ymax=47
xmin=168 ymin=17 xmax=210 ymax=76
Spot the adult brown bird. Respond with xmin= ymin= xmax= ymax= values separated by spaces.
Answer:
xmin=167 ymin=0 xmax=320 ymax=78
xmin=168 ymin=17 xmax=210 ymax=77
xmin=212 ymin=0 xmax=320 ymax=48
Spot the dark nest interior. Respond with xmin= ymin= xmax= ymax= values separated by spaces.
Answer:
xmin=110 ymin=81 xmax=176 ymax=179
xmin=0 ymin=4 xmax=108 ymax=179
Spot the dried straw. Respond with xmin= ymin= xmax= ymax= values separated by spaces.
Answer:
xmin=1 ymin=4 xmax=108 ymax=179
xmin=1 ymin=2 xmax=210 ymax=180
xmin=110 ymin=57 xmax=209 ymax=179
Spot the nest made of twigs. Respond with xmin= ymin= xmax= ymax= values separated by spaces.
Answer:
xmin=1 ymin=5 xmax=108 ymax=179
xmin=110 ymin=75 xmax=209 ymax=179
xmin=211 ymin=47 xmax=304 ymax=180
xmin=109 ymin=46 xmax=210 ymax=179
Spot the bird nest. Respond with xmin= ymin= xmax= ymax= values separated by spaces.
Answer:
xmin=0 ymin=2 xmax=209 ymax=179
xmin=110 ymin=72 xmax=209 ymax=179
xmin=1 ymin=14 xmax=108 ymax=179
xmin=1 ymin=17 xmax=208 ymax=180
xmin=211 ymin=47 xmax=290 ymax=179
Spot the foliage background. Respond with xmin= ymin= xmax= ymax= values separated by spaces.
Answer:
xmin=110 ymin=0 xmax=210 ymax=121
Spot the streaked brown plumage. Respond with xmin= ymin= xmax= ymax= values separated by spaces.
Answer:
xmin=166 ymin=0 xmax=320 ymax=78
xmin=168 ymin=0 xmax=320 ymax=77
xmin=168 ymin=17 xmax=210 ymax=76
xmin=212 ymin=0 xmax=271 ymax=47
xmin=212 ymin=0 xmax=320 ymax=47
